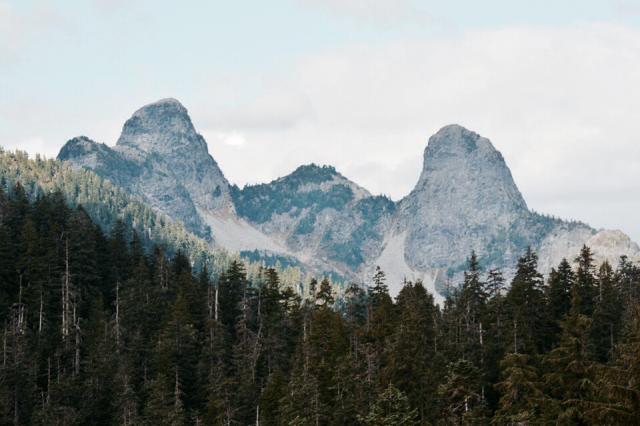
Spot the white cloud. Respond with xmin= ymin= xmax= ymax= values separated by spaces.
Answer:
xmin=611 ymin=0 xmax=640 ymax=16
xmin=3 ymin=136 xmax=50 ymax=157
xmin=196 ymin=24 xmax=640 ymax=240
xmin=0 ymin=1 xmax=72 ymax=64
xmin=0 ymin=1 xmax=20 ymax=61
xmin=200 ymin=90 xmax=313 ymax=132
xmin=211 ymin=132 xmax=247 ymax=147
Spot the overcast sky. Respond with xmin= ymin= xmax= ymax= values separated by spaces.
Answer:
xmin=2 ymin=0 xmax=640 ymax=241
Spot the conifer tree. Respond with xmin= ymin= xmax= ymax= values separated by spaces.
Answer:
xmin=459 ymin=252 xmax=488 ymax=374
xmin=343 ymin=282 xmax=367 ymax=352
xmin=542 ymin=287 xmax=597 ymax=425
xmin=258 ymin=370 xmax=286 ymax=426
xmin=492 ymin=353 xmax=543 ymax=425
xmin=587 ymin=304 xmax=640 ymax=424
xmin=574 ymin=245 xmax=597 ymax=316
xmin=590 ymin=261 xmax=621 ymax=362
xmin=154 ymin=286 xmax=200 ymax=415
xmin=230 ymin=278 xmax=260 ymax=424
xmin=359 ymin=384 xmax=418 ymax=426
xmin=217 ymin=261 xmax=247 ymax=342
xmin=316 ymin=277 xmax=335 ymax=307
xmin=370 ymin=266 xmax=389 ymax=308
xmin=143 ymin=373 xmax=186 ymax=426
xmin=364 ymin=267 xmax=395 ymax=397
xmin=615 ymin=255 xmax=640 ymax=305
xmin=482 ymin=269 xmax=509 ymax=411
xmin=485 ymin=268 xmax=505 ymax=299
xmin=504 ymin=247 xmax=545 ymax=354
xmin=545 ymin=258 xmax=575 ymax=348
xmin=438 ymin=359 xmax=487 ymax=424
xmin=385 ymin=280 xmax=440 ymax=422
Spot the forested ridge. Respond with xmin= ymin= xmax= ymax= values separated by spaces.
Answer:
xmin=0 ymin=149 xmax=307 ymax=288
xmin=0 ymin=150 xmax=214 ymax=267
xmin=1 ymin=182 xmax=640 ymax=425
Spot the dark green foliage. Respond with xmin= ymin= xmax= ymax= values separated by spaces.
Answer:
xmin=574 ymin=245 xmax=598 ymax=316
xmin=504 ymin=247 xmax=546 ymax=354
xmin=386 ymin=281 xmax=440 ymax=422
xmin=359 ymin=384 xmax=418 ymax=425
xmin=232 ymin=164 xmax=354 ymax=224
xmin=587 ymin=304 xmax=640 ymax=424
xmin=492 ymin=353 xmax=543 ymax=425
xmin=545 ymin=258 xmax=575 ymax=347
xmin=438 ymin=359 xmax=488 ymax=424
xmin=239 ymin=249 xmax=303 ymax=270
xmin=458 ymin=252 xmax=488 ymax=365
xmin=589 ymin=261 xmax=622 ymax=362
xmin=1 ymin=188 xmax=639 ymax=425
xmin=541 ymin=310 xmax=597 ymax=425
xmin=370 ymin=265 xmax=389 ymax=307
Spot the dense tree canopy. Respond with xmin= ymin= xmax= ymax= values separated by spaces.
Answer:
xmin=1 ymin=184 xmax=639 ymax=425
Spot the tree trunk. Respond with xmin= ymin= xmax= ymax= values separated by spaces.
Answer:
xmin=62 ymin=238 xmax=71 ymax=341
xmin=116 ymin=280 xmax=120 ymax=351
xmin=38 ymin=288 xmax=43 ymax=335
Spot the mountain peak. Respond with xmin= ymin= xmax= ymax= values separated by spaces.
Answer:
xmin=399 ymin=125 xmax=529 ymax=269
xmin=59 ymin=99 xmax=234 ymax=237
xmin=416 ymin=124 xmax=527 ymax=207
xmin=425 ymin=124 xmax=493 ymax=160
xmin=58 ymin=136 xmax=111 ymax=165
xmin=60 ymin=136 xmax=99 ymax=152
xmin=288 ymin=164 xmax=339 ymax=182
xmin=434 ymin=123 xmax=475 ymax=137
xmin=130 ymin=98 xmax=188 ymax=118
xmin=278 ymin=163 xmax=371 ymax=199
xmin=116 ymin=98 xmax=200 ymax=154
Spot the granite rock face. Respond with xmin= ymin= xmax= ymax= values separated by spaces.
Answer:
xmin=395 ymin=124 xmax=576 ymax=275
xmin=59 ymin=99 xmax=234 ymax=238
xmin=58 ymin=100 xmax=640 ymax=300
xmin=399 ymin=125 xmax=529 ymax=269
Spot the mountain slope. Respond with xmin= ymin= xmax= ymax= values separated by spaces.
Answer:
xmin=0 ymin=148 xmax=310 ymax=289
xmin=0 ymin=149 xmax=217 ymax=269
xmin=232 ymin=164 xmax=395 ymax=272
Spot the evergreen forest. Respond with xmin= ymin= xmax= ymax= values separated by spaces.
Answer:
xmin=2 ymin=182 xmax=640 ymax=425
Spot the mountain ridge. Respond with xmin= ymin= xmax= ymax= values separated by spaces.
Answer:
xmin=57 ymin=99 xmax=640 ymax=299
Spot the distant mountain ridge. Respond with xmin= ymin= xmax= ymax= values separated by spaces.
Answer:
xmin=57 ymin=98 xmax=640 ymax=300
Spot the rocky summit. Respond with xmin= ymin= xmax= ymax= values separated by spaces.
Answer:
xmin=398 ymin=124 xmax=531 ymax=270
xmin=59 ymin=98 xmax=234 ymax=238
xmin=58 ymin=99 xmax=640 ymax=300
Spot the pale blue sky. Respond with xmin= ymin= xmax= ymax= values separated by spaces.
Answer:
xmin=2 ymin=0 xmax=640 ymax=241
xmin=3 ymin=1 xmax=638 ymax=121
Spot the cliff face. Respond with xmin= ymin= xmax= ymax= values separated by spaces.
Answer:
xmin=397 ymin=124 xmax=532 ymax=270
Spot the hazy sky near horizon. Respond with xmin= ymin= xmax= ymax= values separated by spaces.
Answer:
xmin=2 ymin=0 xmax=640 ymax=241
